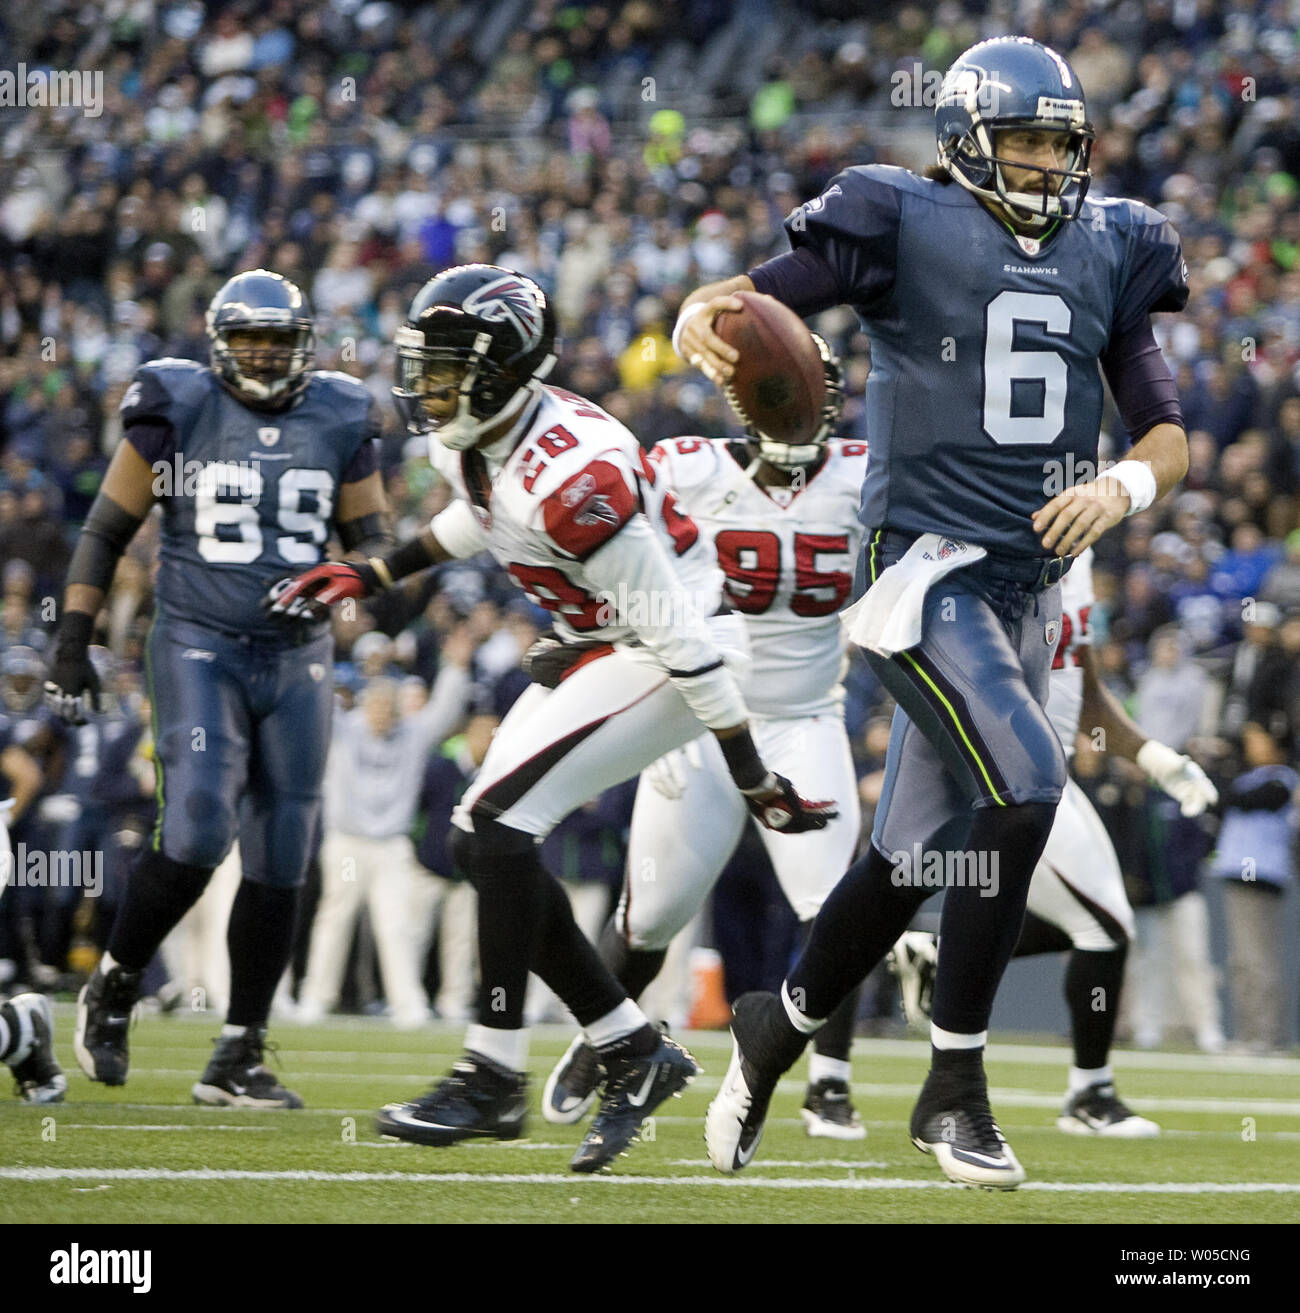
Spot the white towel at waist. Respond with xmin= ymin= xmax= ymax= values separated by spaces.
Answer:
xmin=840 ymin=533 xmax=987 ymax=657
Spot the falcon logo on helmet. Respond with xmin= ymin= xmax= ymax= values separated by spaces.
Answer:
xmin=392 ymin=264 xmax=559 ymax=453
xmin=462 ymin=276 xmax=547 ymax=352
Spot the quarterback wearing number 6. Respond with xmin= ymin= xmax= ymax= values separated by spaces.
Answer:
xmin=44 ymin=271 xmax=392 ymax=1108
xmin=680 ymin=36 xmax=1192 ymax=1188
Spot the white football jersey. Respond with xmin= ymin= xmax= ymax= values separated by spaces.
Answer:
xmin=427 ymin=385 xmax=746 ymax=728
xmin=1045 ymin=546 xmax=1095 ymax=759
xmin=648 ymin=436 xmax=868 ymax=717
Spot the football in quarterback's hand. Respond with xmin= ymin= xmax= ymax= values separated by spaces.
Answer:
xmin=713 ymin=291 xmax=825 ymax=444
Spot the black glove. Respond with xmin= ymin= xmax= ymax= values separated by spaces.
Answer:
xmin=522 ymin=632 xmax=612 ymax=688
xmin=43 ymin=611 xmax=101 ymax=725
xmin=741 ymin=772 xmax=838 ymax=834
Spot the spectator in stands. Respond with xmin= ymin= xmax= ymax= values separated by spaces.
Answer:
xmin=1136 ymin=626 xmax=1211 ymax=750
xmin=1206 ymin=723 xmax=1298 ymax=1053
xmin=298 ymin=631 xmax=472 ymax=1028
xmin=412 ymin=701 xmax=500 ymax=1022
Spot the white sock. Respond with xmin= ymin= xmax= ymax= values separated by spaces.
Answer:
xmin=1069 ymin=1064 xmax=1111 ymax=1094
xmin=583 ymin=999 xmax=647 ymax=1050
xmin=0 ymin=1002 xmax=32 ymax=1065
xmin=221 ymin=1023 xmax=247 ymax=1039
xmin=807 ymin=1053 xmax=851 ymax=1085
xmin=930 ymin=1024 xmax=986 ymax=1051
xmin=99 ymin=950 xmax=119 ymax=975
xmin=464 ymin=1023 xmax=529 ymax=1074
xmin=781 ymin=981 xmax=823 ymax=1035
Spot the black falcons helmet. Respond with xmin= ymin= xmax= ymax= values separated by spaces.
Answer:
xmin=206 ymin=270 xmax=315 ymax=407
xmin=393 ymin=264 xmax=558 ymax=450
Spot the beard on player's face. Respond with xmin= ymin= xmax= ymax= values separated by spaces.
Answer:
xmin=994 ymin=129 xmax=1071 ymax=188
xmin=225 ymin=328 xmax=299 ymax=385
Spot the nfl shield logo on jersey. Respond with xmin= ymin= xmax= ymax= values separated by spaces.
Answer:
xmin=1044 ymin=619 xmax=1061 ymax=647
xmin=258 ymin=426 xmax=281 ymax=447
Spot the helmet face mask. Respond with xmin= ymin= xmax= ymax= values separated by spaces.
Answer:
xmin=206 ymin=271 xmax=315 ymax=406
xmin=936 ymin=38 xmax=1094 ymax=228
xmin=751 ymin=334 xmax=845 ymax=472
xmin=393 ymin=266 xmax=558 ymax=452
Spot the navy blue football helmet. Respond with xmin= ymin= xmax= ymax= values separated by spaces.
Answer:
xmin=206 ymin=270 xmax=315 ymax=406
xmin=935 ymin=37 xmax=1093 ymax=226
xmin=393 ymin=264 xmax=558 ymax=451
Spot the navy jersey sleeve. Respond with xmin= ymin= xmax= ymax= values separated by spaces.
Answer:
xmin=120 ymin=366 xmax=178 ymax=464
xmin=1114 ymin=210 xmax=1190 ymax=335
xmin=782 ymin=166 xmax=901 ymax=312
xmin=341 ymin=397 xmax=383 ymax=484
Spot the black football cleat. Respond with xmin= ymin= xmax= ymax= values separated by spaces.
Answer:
xmin=375 ymin=1052 xmax=527 ymax=1146
xmin=801 ymin=1077 xmax=865 ymax=1141
xmin=705 ymin=991 xmax=807 ymax=1173
xmin=909 ymin=1061 xmax=1024 ymax=1189
xmin=5 ymin=993 xmax=67 ymax=1103
xmin=192 ymin=1028 xmax=303 ymax=1109
xmin=570 ymin=1034 xmax=700 ymax=1173
xmin=74 ymin=961 xmax=142 ymax=1086
xmin=1058 ymin=1081 xmax=1160 ymax=1138
xmin=542 ymin=1034 xmax=604 ymax=1125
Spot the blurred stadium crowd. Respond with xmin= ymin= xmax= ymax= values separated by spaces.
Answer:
xmin=0 ymin=0 xmax=1297 ymax=1048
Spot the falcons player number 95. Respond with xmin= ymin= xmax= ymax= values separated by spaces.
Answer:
xmin=265 ymin=264 xmax=834 ymax=1173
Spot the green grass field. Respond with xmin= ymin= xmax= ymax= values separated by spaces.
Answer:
xmin=4 ymin=1006 xmax=1299 ymax=1224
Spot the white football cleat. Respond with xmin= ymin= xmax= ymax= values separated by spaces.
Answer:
xmin=1057 ymin=1082 xmax=1160 ymax=1138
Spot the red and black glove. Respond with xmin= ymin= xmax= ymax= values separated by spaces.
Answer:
xmin=741 ymin=773 xmax=838 ymax=834
xmin=263 ymin=561 xmax=381 ymax=623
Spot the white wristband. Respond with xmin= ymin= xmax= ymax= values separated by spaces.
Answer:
xmin=1107 ymin=459 xmax=1157 ymax=516
xmin=672 ymin=303 xmax=707 ymax=359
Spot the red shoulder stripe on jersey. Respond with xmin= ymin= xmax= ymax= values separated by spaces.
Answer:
xmin=542 ymin=458 xmax=639 ymax=560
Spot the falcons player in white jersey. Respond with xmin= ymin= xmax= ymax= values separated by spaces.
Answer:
xmin=268 ymin=265 xmax=834 ymax=1173
xmin=890 ymin=546 xmax=1217 ymax=1136
xmin=543 ymin=339 xmax=873 ymax=1139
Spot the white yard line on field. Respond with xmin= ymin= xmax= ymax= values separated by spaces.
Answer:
xmin=115 ymin=1069 xmax=1300 ymax=1117
xmin=1 ymin=1166 xmax=1298 ymax=1194
xmin=36 ymin=1124 xmax=274 ymax=1132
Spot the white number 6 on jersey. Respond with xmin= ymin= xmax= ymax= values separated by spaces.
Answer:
xmin=982 ymin=290 xmax=1071 ymax=447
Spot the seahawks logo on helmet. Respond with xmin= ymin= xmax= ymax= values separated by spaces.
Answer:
xmin=462 ymin=276 xmax=547 ymax=353
xmin=936 ymin=37 xmax=1094 ymax=227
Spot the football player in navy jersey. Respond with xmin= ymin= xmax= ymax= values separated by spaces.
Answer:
xmin=682 ymin=37 xmax=1192 ymax=1187
xmin=44 ymin=271 xmax=393 ymax=1107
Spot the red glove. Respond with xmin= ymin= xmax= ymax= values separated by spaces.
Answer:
xmin=263 ymin=562 xmax=379 ymax=622
xmin=741 ymin=773 xmax=838 ymax=834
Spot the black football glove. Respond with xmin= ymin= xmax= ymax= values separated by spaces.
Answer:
xmin=43 ymin=612 xmax=101 ymax=725
xmin=522 ymin=632 xmax=612 ymax=688
xmin=741 ymin=772 xmax=838 ymax=834
xmin=263 ymin=561 xmax=380 ymax=623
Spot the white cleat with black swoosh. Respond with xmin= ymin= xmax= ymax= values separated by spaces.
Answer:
xmin=570 ymin=1034 xmax=699 ymax=1173
xmin=909 ymin=1063 xmax=1025 ymax=1189
xmin=705 ymin=992 xmax=806 ymax=1174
